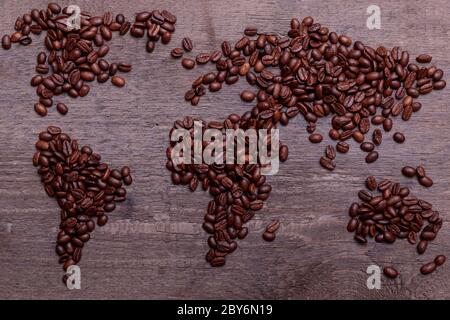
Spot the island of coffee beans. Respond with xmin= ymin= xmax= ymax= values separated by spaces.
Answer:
xmin=1 ymin=3 xmax=177 ymax=116
xmin=166 ymin=16 xmax=446 ymax=276
xmin=1 ymin=3 xmax=446 ymax=281
xmin=33 ymin=126 xmax=133 ymax=283
xmin=352 ymin=176 xmax=444 ymax=278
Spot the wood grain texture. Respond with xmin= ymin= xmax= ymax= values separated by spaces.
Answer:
xmin=1 ymin=0 xmax=450 ymax=299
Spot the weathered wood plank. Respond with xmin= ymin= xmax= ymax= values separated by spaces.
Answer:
xmin=0 ymin=0 xmax=449 ymax=299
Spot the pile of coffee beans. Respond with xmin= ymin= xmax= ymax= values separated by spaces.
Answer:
xmin=1 ymin=3 xmax=177 ymax=116
xmin=166 ymin=116 xmax=282 ymax=267
xmin=402 ymin=165 xmax=433 ymax=187
xmin=129 ymin=9 xmax=176 ymax=52
xmin=180 ymin=16 xmax=445 ymax=170
xmin=348 ymin=176 xmax=444 ymax=278
xmin=33 ymin=126 xmax=133 ymax=283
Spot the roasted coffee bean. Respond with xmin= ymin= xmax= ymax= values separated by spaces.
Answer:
xmin=366 ymin=176 xmax=377 ymax=191
xmin=420 ymin=262 xmax=436 ymax=275
xmin=393 ymin=132 xmax=405 ymax=143
xmin=347 ymin=218 xmax=358 ymax=232
xmin=372 ymin=129 xmax=382 ymax=146
xmin=111 ymin=76 xmax=125 ymax=87
xmin=383 ymin=231 xmax=396 ymax=243
xmin=210 ymin=51 xmax=222 ymax=63
xmin=421 ymin=231 xmax=436 ymax=241
xmin=182 ymin=37 xmax=193 ymax=52
xmin=34 ymin=103 xmax=47 ymax=117
xmin=319 ymin=156 xmax=335 ymax=171
xmin=383 ymin=118 xmax=393 ymax=132
xmin=181 ymin=58 xmax=195 ymax=70
xmin=417 ymin=240 xmax=428 ymax=254
xmin=407 ymin=231 xmax=417 ymax=245
xmin=325 ymin=145 xmax=336 ymax=160
xmin=383 ymin=266 xmax=399 ymax=279
xmin=433 ymin=80 xmax=446 ymax=90
xmin=365 ymin=151 xmax=379 ymax=163
xmin=98 ymin=215 xmax=108 ymax=226
xmin=209 ymin=82 xmax=222 ymax=92
xmin=402 ymin=166 xmax=416 ymax=177
xmin=36 ymin=64 xmax=49 ymax=74
xmin=416 ymin=54 xmax=432 ymax=63
xmin=377 ymin=179 xmax=392 ymax=192
xmin=416 ymin=165 xmax=426 ymax=178
xmin=360 ymin=142 xmax=375 ymax=152
xmin=196 ymin=53 xmax=210 ymax=64
xmin=309 ymin=133 xmax=323 ymax=143
xmin=354 ymin=235 xmax=367 ymax=244
xmin=262 ymin=231 xmax=276 ymax=242
xmin=435 ymin=255 xmax=446 ymax=266
xmin=240 ymin=90 xmax=255 ymax=102
xmin=418 ymin=176 xmax=433 ymax=188
xmin=56 ymin=103 xmax=68 ymax=115
xmin=244 ymin=26 xmax=258 ymax=37
xmin=117 ymin=63 xmax=132 ymax=73
xmin=348 ymin=203 xmax=359 ymax=217
xmin=336 ymin=142 xmax=349 ymax=153
xmin=352 ymin=131 xmax=364 ymax=143
xmin=279 ymin=145 xmax=289 ymax=162
xmin=266 ymin=220 xmax=280 ymax=233
xmin=2 ymin=35 xmax=12 ymax=50
xmin=210 ymin=257 xmax=225 ymax=267
xmin=171 ymin=47 xmax=184 ymax=58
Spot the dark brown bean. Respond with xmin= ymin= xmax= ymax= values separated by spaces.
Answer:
xmin=3 ymin=34 xmax=13 ymax=49
xmin=336 ymin=142 xmax=349 ymax=153
xmin=372 ymin=129 xmax=382 ymax=146
xmin=325 ymin=145 xmax=336 ymax=160
xmin=111 ymin=76 xmax=125 ymax=87
xmin=416 ymin=54 xmax=432 ymax=63
xmin=34 ymin=103 xmax=47 ymax=117
xmin=56 ymin=103 xmax=68 ymax=115
xmin=418 ymin=176 xmax=433 ymax=188
xmin=171 ymin=48 xmax=184 ymax=58
xmin=393 ymin=132 xmax=405 ymax=143
xmin=417 ymin=240 xmax=428 ymax=254
xmin=309 ymin=133 xmax=323 ymax=144
xmin=366 ymin=176 xmax=377 ymax=191
xmin=434 ymin=255 xmax=446 ymax=266
xmin=244 ymin=26 xmax=258 ymax=37
xmin=402 ymin=166 xmax=416 ymax=177
xmin=182 ymin=37 xmax=193 ymax=52
xmin=240 ymin=90 xmax=255 ymax=102
xmin=279 ymin=145 xmax=289 ymax=162
xmin=383 ymin=266 xmax=399 ymax=279
xmin=196 ymin=53 xmax=210 ymax=64
xmin=415 ymin=166 xmax=425 ymax=179
xmin=365 ymin=151 xmax=379 ymax=163
xmin=262 ymin=231 xmax=276 ymax=242
xmin=319 ymin=156 xmax=335 ymax=171
xmin=420 ymin=262 xmax=436 ymax=275
xmin=181 ymin=58 xmax=195 ymax=70
xmin=360 ymin=142 xmax=375 ymax=152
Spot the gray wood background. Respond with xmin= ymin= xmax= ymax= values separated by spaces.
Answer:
xmin=0 ymin=0 xmax=449 ymax=300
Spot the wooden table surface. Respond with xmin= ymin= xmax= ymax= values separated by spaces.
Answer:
xmin=1 ymin=0 xmax=450 ymax=300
